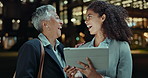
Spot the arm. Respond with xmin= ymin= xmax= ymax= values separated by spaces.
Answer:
xmin=117 ymin=42 xmax=132 ymax=78
xmin=15 ymin=42 xmax=39 ymax=78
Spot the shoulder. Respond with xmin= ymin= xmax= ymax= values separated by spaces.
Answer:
xmin=115 ymin=40 xmax=131 ymax=57
xmin=18 ymin=39 xmax=41 ymax=59
xmin=25 ymin=38 xmax=40 ymax=45
xmin=118 ymin=41 xmax=130 ymax=51
xmin=110 ymin=40 xmax=131 ymax=54
xmin=110 ymin=40 xmax=129 ymax=48
xmin=23 ymin=39 xmax=40 ymax=47
xmin=19 ymin=39 xmax=41 ymax=52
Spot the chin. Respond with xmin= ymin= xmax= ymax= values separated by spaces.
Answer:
xmin=58 ymin=33 xmax=61 ymax=37
xmin=90 ymin=32 xmax=95 ymax=35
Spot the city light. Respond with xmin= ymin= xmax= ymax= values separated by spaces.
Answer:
xmin=0 ymin=2 xmax=3 ymax=7
xmin=79 ymin=32 xmax=85 ymax=37
xmin=144 ymin=32 xmax=148 ymax=38
xmin=0 ymin=19 xmax=2 ymax=24
xmin=61 ymin=34 xmax=65 ymax=41
xmin=64 ymin=1 xmax=68 ymax=4
xmin=71 ymin=18 xmax=76 ymax=22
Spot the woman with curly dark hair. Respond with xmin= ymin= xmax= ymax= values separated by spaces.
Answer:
xmin=64 ymin=0 xmax=133 ymax=78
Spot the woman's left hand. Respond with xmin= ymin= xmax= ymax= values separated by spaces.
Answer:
xmin=64 ymin=65 xmax=77 ymax=78
xmin=76 ymin=57 xmax=103 ymax=78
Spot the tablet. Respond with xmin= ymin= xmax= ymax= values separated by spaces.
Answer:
xmin=64 ymin=47 xmax=109 ymax=70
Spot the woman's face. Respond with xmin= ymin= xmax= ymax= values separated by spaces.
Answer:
xmin=85 ymin=9 xmax=105 ymax=35
xmin=43 ymin=11 xmax=63 ymax=38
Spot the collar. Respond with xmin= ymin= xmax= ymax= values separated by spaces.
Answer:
xmin=89 ymin=37 xmax=111 ymax=47
xmin=38 ymin=33 xmax=60 ymax=47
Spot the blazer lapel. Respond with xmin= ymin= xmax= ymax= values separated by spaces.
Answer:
xmin=57 ymin=44 xmax=65 ymax=61
xmin=44 ymin=45 xmax=63 ymax=70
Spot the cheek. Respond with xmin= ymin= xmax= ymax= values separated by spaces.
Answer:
xmin=93 ymin=21 xmax=102 ymax=30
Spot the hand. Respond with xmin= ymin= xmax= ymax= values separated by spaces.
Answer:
xmin=76 ymin=57 xmax=103 ymax=78
xmin=64 ymin=65 xmax=77 ymax=78
xmin=75 ymin=42 xmax=85 ymax=48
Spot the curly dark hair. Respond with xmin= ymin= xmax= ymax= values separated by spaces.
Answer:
xmin=87 ymin=0 xmax=133 ymax=43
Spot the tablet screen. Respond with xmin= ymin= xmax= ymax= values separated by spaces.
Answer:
xmin=64 ymin=47 xmax=109 ymax=70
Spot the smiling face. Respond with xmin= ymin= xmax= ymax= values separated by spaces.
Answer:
xmin=85 ymin=9 xmax=105 ymax=35
xmin=42 ymin=11 xmax=63 ymax=39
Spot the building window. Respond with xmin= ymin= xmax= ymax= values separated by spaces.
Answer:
xmin=12 ymin=19 xmax=20 ymax=30
xmin=29 ymin=0 xmax=34 ymax=3
xmin=0 ymin=1 xmax=3 ymax=14
xmin=72 ymin=7 xmax=82 ymax=26
xmin=143 ymin=18 xmax=148 ymax=28
xmin=28 ymin=20 xmax=33 ymax=27
xmin=83 ymin=0 xmax=91 ymax=3
xmin=60 ymin=10 xmax=68 ymax=27
xmin=127 ymin=17 xmax=148 ymax=28
xmin=0 ymin=19 xmax=2 ymax=30
xmin=0 ymin=37 xmax=1 ymax=44
xmin=20 ymin=0 xmax=35 ymax=4
xmin=3 ymin=33 xmax=17 ymax=50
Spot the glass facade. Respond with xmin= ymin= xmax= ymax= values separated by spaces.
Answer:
xmin=0 ymin=0 xmax=148 ymax=51
xmin=0 ymin=0 xmax=147 ymax=78
xmin=59 ymin=0 xmax=148 ymax=49
xmin=0 ymin=2 xmax=3 ymax=14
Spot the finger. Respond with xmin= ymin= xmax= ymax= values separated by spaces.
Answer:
xmin=76 ymin=68 xmax=86 ymax=75
xmin=74 ymin=44 xmax=81 ymax=48
xmin=75 ymin=45 xmax=79 ymax=48
xmin=75 ymin=42 xmax=85 ymax=48
xmin=69 ymin=69 xmax=77 ymax=76
xmin=70 ymin=70 xmax=77 ymax=78
xmin=86 ymin=57 xmax=95 ymax=68
xmin=73 ymin=70 xmax=77 ymax=75
xmin=66 ymin=67 xmax=76 ymax=75
xmin=78 ymin=61 xmax=88 ymax=69
xmin=63 ymin=65 xmax=70 ymax=72
xmin=68 ymin=67 xmax=76 ymax=75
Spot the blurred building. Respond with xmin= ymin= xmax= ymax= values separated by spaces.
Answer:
xmin=0 ymin=0 xmax=148 ymax=51
xmin=0 ymin=0 xmax=148 ymax=78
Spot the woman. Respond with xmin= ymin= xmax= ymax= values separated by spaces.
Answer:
xmin=64 ymin=0 xmax=133 ymax=78
xmin=15 ymin=5 xmax=66 ymax=78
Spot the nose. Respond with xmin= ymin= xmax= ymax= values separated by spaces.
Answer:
xmin=85 ymin=20 xmax=88 ymax=25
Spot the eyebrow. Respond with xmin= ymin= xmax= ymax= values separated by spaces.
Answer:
xmin=87 ymin=13 xmax=93 ymax=16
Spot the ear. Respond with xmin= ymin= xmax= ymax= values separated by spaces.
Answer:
xmin=41 ymin=21 xmax=47 ymax=27
xmin=101 ymin=14 xmax=106 ymax=22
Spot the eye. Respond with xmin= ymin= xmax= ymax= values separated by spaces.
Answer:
xmin=55 ymin=16 xmax=60 ymax=19
xmin=87 ymin=15 xmax=93 ymax=19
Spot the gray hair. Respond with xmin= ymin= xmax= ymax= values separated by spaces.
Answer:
xmin=31 ymin=5 xmax=56 ymax=32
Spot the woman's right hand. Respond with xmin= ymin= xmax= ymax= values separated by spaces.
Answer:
xmin=76 ymin=57 xmax=103 ymax=78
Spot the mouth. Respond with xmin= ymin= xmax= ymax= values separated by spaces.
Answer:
xmin=58 ymin=27 xmax=62 ymax=30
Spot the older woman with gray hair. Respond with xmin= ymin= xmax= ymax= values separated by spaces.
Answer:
xmin=15 ymin=5 xmax=66 ymax=78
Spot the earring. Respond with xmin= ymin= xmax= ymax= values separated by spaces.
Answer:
xmin=46 ymin=26 xmax=48 ymax=28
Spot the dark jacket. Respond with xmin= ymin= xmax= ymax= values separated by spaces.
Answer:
xmin=15 ymin=39 xmax=65 ymax=78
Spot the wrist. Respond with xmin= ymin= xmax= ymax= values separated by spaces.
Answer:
xmin=101 ymin=75 xmax=104 ymax=78
xmin=96 ymin=74 xmax=104 ymax=78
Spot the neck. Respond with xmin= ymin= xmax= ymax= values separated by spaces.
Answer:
xmin=47 ymin=38 xmax=56 ymax=48
xmin=94 ymin=33 xmax=106 ymax=47
xmin=42 ymin=32 xmax=56 ymax=48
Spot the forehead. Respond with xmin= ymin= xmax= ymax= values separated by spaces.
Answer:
xmin=86 ymin=9 xmax=99 ymax=16
xmin=86 ymin=9 xmax=94 ymax=14
xmin=49 ymin=11 xmax=58 ymax=16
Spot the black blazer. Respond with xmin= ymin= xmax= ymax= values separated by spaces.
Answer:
xmin=15 ymin=39 xmax=65 ymax=78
